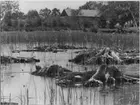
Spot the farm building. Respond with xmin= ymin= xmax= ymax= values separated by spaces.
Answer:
xmin=77 ymin=9 xmax=101 ymax=31
xmin=60 ymin=9 xmax=101 ymax=31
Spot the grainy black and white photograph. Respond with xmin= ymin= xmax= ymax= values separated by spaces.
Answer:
xmin=0 ymin=0 xmax=139 ymax=105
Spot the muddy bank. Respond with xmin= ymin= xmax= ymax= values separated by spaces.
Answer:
xmin=1 ymin=102 xmax=18 ymax=105
xmin=1 ymin=56 xmax=40 ymax=64
xmin=31 ymin=64 xmax=139 ymax=87
xmin=69 ymin=48 xmax=139 ymax=65
xmin=12 ymin=44 xmax=87 ymax=53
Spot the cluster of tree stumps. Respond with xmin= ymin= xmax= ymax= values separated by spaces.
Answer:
xmin=31 ymin=47 xmax=139 ymax=87
xmin=31 ymin=64 xmax=139 ymax=87
xmin=2 ymin=46 xmax=139 ymax=87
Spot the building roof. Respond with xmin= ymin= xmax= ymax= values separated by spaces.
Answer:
xmin=61 ymin=8 xmax=75 ymax=16
xmin=78 ymin=9 xmax=100 ymax=17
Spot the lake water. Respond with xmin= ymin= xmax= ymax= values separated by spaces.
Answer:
xmin=1 ymin=43 xmax=139 ymax=105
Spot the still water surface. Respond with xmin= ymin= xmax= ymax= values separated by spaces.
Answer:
xmin=1 ymin=43 xmax=139 ymax=105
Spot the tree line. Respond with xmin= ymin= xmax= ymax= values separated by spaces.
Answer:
xmin=0 ymin=1 xmax=139 ymax=31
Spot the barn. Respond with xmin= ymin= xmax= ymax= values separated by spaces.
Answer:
xmin=60 ymin=9 xmax=101 ymax=31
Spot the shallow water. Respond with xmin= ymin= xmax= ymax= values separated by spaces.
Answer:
xmin=0 ymin=43 xmax=139 ymax=105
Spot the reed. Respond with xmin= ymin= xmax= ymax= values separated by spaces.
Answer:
xmin=0 ymin=31 xmax=139 ymax=50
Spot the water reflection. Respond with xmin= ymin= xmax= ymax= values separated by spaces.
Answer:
xmin=1 ymin=43 xmax=139 ymax=105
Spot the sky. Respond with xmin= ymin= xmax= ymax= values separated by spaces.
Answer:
xmin=19 ymin=0 xmax=88 ymax=13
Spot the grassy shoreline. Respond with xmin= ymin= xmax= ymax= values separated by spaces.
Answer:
xmin=0 ymin=31 xmax=139 ymax=50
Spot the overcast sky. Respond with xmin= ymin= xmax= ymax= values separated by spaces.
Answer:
xmin=19 ymin=0 xmax=87 ymax=13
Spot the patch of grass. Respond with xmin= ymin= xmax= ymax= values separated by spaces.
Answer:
xmin=0 ymin=31 xmax=139 ymax=50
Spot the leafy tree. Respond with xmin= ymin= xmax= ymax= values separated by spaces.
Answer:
xmin=100 ymin=1 xmax=139 ymax=28
xmin=100 ymin=4 xmax=119 ymax=28
xmin=79 ymin=1 xmax=104 ymax=10
xmin=11 ymin=11 xmax=25 ymax=19
xmin=11 ymin=11 xmax=25 ymax=30
xmin=0 ymin=1 xmax=19 ymax=18
xmin=27 ymin=10 xmax=39 ymax=18
xmin=3 ymin=11 xmax=12 ymax=26
xmin=26 ymin=10 xmax=41 ymax=27
xmin=0 ymin=1 xmax=19 ymax=31
xmin=39 ymin=8 xmax=51 ymax=19
xmin=115 ymin=1 xmax=139 ymax=27
xmin=51 ymin=8 xmax=60 ymax=16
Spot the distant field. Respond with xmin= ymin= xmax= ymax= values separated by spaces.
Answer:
xmin=0 ymin=31 xmax=139 ymax=50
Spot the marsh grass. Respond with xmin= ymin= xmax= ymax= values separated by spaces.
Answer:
xmin=0 ymin=49 xmax=139 ymax=105
xmin=0 ymin=31 xmax=139 ymax=50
